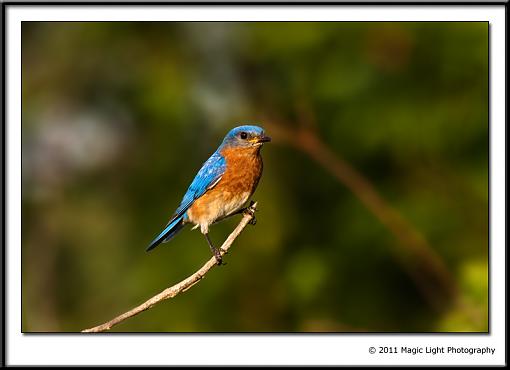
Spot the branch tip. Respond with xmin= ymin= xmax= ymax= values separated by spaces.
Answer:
xmin=81 ymin=202 xmax=258 ymax=333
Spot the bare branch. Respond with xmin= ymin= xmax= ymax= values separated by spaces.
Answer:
xmin=265 ymin=121 xmax=459 ymax=311
xmin=82 ymin=202 xmax=258 ymax=333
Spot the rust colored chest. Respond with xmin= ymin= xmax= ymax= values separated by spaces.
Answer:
xmin=216 ymin=146 xmax=264 ymax=196
xmin=186 ymin=146 xmax=264 ymax=225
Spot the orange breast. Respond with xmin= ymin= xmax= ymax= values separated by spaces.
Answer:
xmin=187 ymin=146 xmax=263 ymax=226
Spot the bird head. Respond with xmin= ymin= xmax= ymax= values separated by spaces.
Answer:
xmin=221 ymin=125 xmax=271 ymax=149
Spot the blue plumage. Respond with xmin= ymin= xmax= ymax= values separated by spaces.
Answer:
xmin=178 ymin=151 xmax=227 ymax=213
xmin=146 ymin=151 xmax=226 ymax=251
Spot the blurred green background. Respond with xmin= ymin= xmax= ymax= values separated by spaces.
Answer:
xmin=22 ymin=22 xmax=488 ymax=332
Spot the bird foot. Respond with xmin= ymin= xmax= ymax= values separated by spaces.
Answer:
xmin=213 ymin=249 xmax=223 ymax=266
xmin=244 ymin=201 xmax=257 ymax=225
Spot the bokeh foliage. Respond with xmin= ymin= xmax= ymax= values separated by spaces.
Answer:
xmin=22 ymin=22 xmax=488 ymax=332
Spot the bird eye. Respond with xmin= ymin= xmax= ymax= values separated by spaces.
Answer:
xmin=240 ymin=132 xmax=248 ymax=140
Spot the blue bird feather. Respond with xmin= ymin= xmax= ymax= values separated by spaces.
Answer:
xmin=146 ymin=151 xmax=226 ymax=251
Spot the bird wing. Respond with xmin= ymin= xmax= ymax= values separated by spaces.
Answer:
xmin=146 ymin=151 xmax=226 ymax=252
xmin=172 ymin=150 xmax=226 ymax=221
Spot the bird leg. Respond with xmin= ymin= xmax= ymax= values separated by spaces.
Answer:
xmin=204 ymin=233 xmax=223 ymax=265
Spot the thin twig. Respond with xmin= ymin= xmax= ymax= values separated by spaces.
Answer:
xmin=82 ymin=202 xmax=258 ymax=333
xmin=266 ymin=122 xmax=459 ymax=310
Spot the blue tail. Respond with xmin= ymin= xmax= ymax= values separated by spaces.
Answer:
xmin=146 ymin=215 xmax=186 ymax=252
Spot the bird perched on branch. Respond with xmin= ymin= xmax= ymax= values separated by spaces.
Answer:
xmin=147 ymin=125 xmax=271 ymax=265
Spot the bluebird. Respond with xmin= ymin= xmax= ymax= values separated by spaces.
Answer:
xmin=146 ymin=125 xmax=271 ymax=265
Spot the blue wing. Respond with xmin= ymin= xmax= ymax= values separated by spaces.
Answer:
xmin=174 ymin=150 xmax=226 ymax=218
xmin=146 ymin=151 xmax=226 ymax=251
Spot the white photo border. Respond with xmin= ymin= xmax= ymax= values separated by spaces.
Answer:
xmin=5 ymin=3 xmax=506 ymax=366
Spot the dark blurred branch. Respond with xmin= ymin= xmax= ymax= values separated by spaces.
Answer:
xmin=266 ymin=121 xmax=459 ymax=311
xmin=82 ymin=202 xmax=258 ymax=333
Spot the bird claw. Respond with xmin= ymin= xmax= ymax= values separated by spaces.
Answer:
xmin=244 ymin=201 xmax=257 ymax=218
xmin=214 ymin=253 xmax=223 ymax=266
xmin=244 ymin=201 xmax=258 ymax=225
xmin=243 ymin=207 xmax=257 ymax=225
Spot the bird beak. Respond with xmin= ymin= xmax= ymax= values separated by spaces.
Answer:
xmin=257 ymin=135 xmax=272 ymax=143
